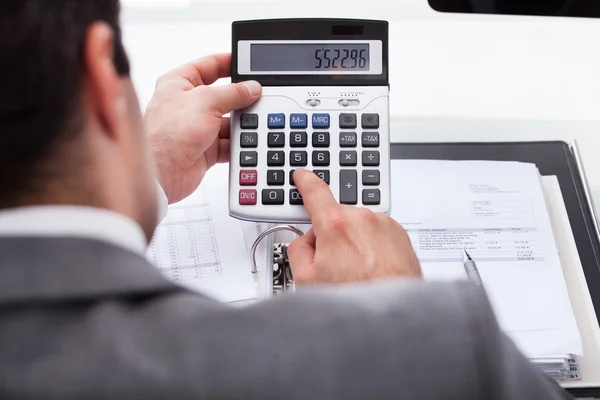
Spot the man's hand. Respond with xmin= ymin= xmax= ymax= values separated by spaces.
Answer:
xmin=145 ymin=53 xmax=262 ymax=204
xmin=287 ymin=170 xmax=422 ymax=285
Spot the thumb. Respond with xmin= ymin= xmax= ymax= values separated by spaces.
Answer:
xmin=287 ymin=229 xmax=316 ymax=282
xmin=204 ymin=81 xmax=262 ymax=114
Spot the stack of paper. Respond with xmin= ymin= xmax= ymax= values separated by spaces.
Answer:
xmin=146 ymin=164 xmax=267 ymax=304
xmin=389 ymin=159 xmax=583 ymax=381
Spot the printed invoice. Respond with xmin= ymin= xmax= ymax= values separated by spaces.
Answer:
xmin=390 ymin=160 xmax=582 ymax=358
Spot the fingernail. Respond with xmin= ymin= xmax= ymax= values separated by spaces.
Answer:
xmin=242 ymin=80 xmax=261 ymax=97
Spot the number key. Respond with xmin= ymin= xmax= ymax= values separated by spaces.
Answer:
xmin=313 ymin=170 xmax=330 ymax=185
xmin=267 ymin=170 xmax=285 ymax=186
xmin=290 ymin=151 xmax=308 ymax=167
xmin=241 ymin=132 xmax=258 ymax=148
xmin=290 ymin=132 xmax=308 ymax=148
xmin=290 ymin=189 xmax=304 ymax=205
xmin=262 ymin=189 xmax=285 ymax=205
xmin=267 ymin=151 xmax=285 ymax=167
xmin=313 ymin=132 xmax=330 ymax=148
xmin=312 ymin=151 xmax=330 ymax=167
xmin=290 ymin=170 xmax=297 ymax=186
xmin=268 ymin=132 xmax=285 ymax=148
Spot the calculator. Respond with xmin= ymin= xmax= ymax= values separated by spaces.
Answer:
xmin=229 ymin=18 xmax=390 ymax=224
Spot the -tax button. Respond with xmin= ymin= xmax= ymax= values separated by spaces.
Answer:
xmin=239 ymin=189 xmax=257 ymax=205
xmin=239 ymin=170 xmax=257 ymax=186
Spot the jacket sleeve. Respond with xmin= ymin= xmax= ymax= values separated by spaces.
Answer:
xmin=113 ymin=278 xmax=574 ymax=400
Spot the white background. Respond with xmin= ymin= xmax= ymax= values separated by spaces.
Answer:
xmin=121 ymin=0 xmax=600 ymax=205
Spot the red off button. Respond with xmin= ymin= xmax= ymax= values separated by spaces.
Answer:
xmin=240 ymin=170 xmax=258 ymax=186
xmin=239 ymin=189 xmax=257 ymax=205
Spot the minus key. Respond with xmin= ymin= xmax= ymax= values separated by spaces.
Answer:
xmin=362 ymin=170 xmax=380 ymax=186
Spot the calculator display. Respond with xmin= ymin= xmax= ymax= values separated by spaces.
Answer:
xmin=250 ymin=43 xmax=370 ymax=72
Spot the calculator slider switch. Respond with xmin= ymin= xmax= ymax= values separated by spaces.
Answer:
xmin=338 ymin=99 xmax=360 ymax=107
xmin=307 ymin=99 xmax=321 ymax=107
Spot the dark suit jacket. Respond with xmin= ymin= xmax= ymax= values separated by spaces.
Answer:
xmin=0 ymin=237 xmax=573 ymax=399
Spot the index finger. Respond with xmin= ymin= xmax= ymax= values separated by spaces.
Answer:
xmin=294 ymin=170 xmax=340 ymax=228
xmin=160 ymin=53 xmax=231 ymax=89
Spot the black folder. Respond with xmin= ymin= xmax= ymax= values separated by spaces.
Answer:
xmin=391 ymin=140 xmax=600 ymax=398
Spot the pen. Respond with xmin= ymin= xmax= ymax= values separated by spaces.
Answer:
xmin=462 ymin=249 xmax=484 ymax=287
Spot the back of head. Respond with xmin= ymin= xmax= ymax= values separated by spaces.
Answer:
xmin=0 ymin=1 xmax=158 ymax=238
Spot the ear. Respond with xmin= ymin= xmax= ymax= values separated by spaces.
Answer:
xmin=82 ymin=22 xmax=126 ymax=140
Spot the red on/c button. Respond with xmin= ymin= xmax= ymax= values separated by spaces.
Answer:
xmin=240 ymin=170 xmax=258 ymax=186
xmin=239 ymin=189 xmax=257 ymax=205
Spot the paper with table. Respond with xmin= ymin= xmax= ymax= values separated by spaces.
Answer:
xmin=146 ymin=164 xmax=268 ymax=304
xmin=390 ymin=159 xmax=582 ymax=380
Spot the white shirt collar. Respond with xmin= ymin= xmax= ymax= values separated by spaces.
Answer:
xmin=0 ymin=205 xmax=148 ymax=256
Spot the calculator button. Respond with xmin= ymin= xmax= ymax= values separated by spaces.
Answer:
xmin=239 ymin=170 xmax=258 ymax=186
xmin=363 ymin=189 xmax=381 ymax=205
xmin=312 ymin=114 xmax=330 ymax=129
xmin=363 ymin=170 xmax=380 ymax=186
xmin=268 ymin=113 xmax=285 ymax=129
xmin=240 ymin=132 xmax=258 ymax=148
xmin=290 ymin=189 xmax=304 ymax=205
xmin=240 ymin=151 xmax=258 ymax=167
xmin=262 ymin=189 xmax=285 ymax=205
xmin=290 ymin=151 xmax=308 ymax=167
xmin=239 ymin=189 xmax=257 ymax=205
xmin=241 ymin=114 xmax=258 ymax=130
xmin=267 ymin=151 xmax=285 ymax=167
xmin=312 ymin=151 xmax=330 ymax=167
xmin=290 ymin=132 xmax=308 ymax=148
xmin=339 ymin=113 xmax=357 ymax=129
xmin=362 ymin=132 xmax=380 ymax=148
xmin=268 ymin=132 xmax=285 ymax=148
xmin=340 ymin=151 xmax=358 ymax=167
xmin=340 ymin=132 xmax=357 ymax=148
xmin=267 ymin=170 xmax=285 ymax=186
xmin=340 ymin=170 xmax=358 ymax=205
xmin=362 ymin=151 xmax=380 ymax=167
xmin=313 ymin=170 xmax=330 ymax=185
xmin=290 ymin=114 xmax=308 ymax=129
xmin=362 ymin=114 xmax=380 ymax=129
xmin=312 ymin=132 xmax=330 ymax=148
xmin=290 ymin=170 xmax=297 ymax=186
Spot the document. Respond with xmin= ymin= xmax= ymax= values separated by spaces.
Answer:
xmin=147 ymin=164 xmax=258 ymax=304
xmin=390 ymin=160 xmax=582 ymax=358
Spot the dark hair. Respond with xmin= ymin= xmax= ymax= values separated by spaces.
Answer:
xmin=0 ymin=1 xmax=130 ymax=206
